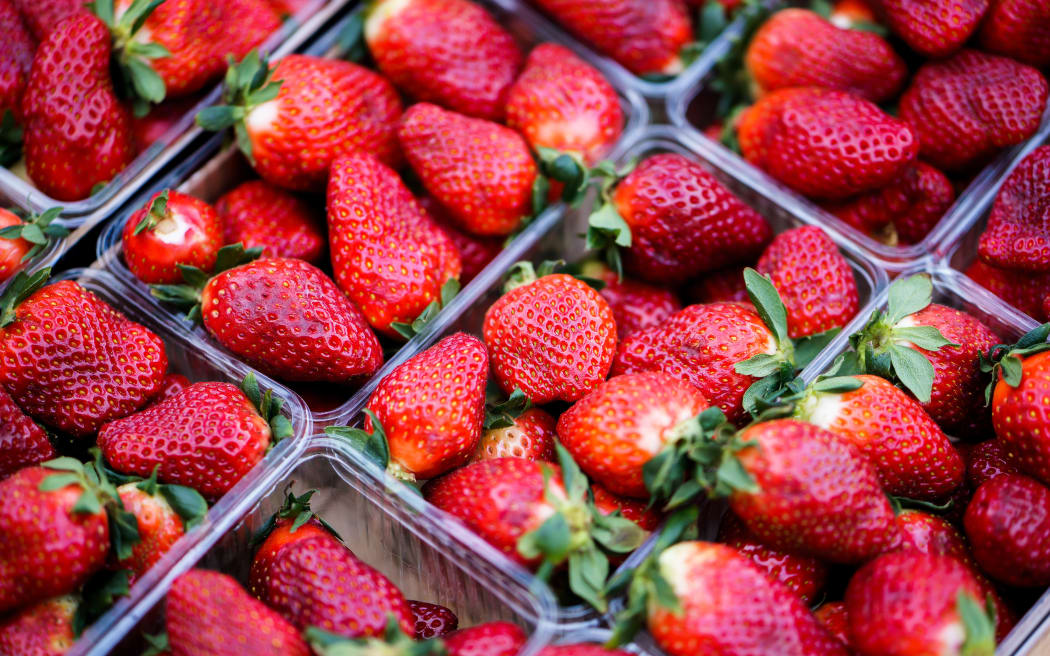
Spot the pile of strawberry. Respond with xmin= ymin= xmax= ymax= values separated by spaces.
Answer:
xmin=705 ymin=0 xmax=1049 ymax=247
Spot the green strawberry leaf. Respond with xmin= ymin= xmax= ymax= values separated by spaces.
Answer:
xmin=893 ymin=325 xmax=959 ymax=351
xmin=73 ymin=569 xmax=131 ymax=636
xmin=888 ymin=343 xmax=937 ymax=403
xmin=142 ymin=633 xmax=170 ymax=656
xmin=886 ymin=274 xmax=933 ymax=325
xmin=134 ymin=190 xmax=169 ymax=235
xmin=391 ymin=278 xmax=460 ymax=339
xmin=811 ymin=376 xmax=863 ymax=394
xmin=793 ymin=328 xmax=841 ymax=369
xmin=325 ymin=411 xmax=391 ymax=473
xmin=483 ymin=387 xmax=531 ymax=430
xmin=957 ymin=591 xmax=996 ymax=656
xmin=743 ymin=268 xmax=790 ymax=347
xmin=531 ymin=174 xmax=551 ymax=217
xmin=158 ymin=483 xmax=209 ymax=531
xmin=107 ymin=503 xmax=142 ymax=561
xmin=586 ymin=202 xmax=631 ymax=280
xmin=336 ymin=13 xmax=367 ymax=63
xmin=734 ymin=353 xmax=782 ymax=377
xmin=697 ymin=0 xmax=728 ymax=46
xmin=0 ymin=267 xmax=51 ymax=327
xmin=517 ymin=511 xmax=571 ymax=563
xmin=568 ymin=545 xmax=610 ymax=613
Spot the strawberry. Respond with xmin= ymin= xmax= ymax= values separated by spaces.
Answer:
xmin=685 ymin=266 xmax=749 ymax=305
xmin=966 ymin=439 xmax=1018 ymax=488
xmin=580 ymin=261 xmax=682 ymax=340
xmin=530 ymin=0 xmax=692 ymax=76
xmin=814 ymin=602 xmax=851 ymax=650
xmin=197 ymin=53 xmax=403 ymax=191
xmin=844 ymin=552 xmax=995 ymax=656
xmin=978 ymin=145 xmax=1050 ymax=272
xmin=556 ymin=372 xmax=710 ymax=499
xmin=365 ymin=0 xmax=521 ymax=121
xmin=0 ymin=595 xmax=76 ymax=655
xmin=871 ymin=0 xmax=988 ymax=57
xmin=443 ymin=622 xmax=526 ymax=656
xmin=539 ymin=647 xmax=633 ymax=656
xmin=0 ymin=0 xmax=33 ymax=120
xmin=0 ymin=387 xmax=54 ymax=479
xmin=399 ymin=102 xmax=536 ymax=237
xmin=150 ymin=373 xmax=190 ymax=406
xmin=718 ymin=512 xmax=828 ymax=604
xmin=0 ymin=271 xmax=167 ymax=437
xmin=594 ymin=153 xmax=772 ymax=284
xmin=506 ymin=43 xmax=623 ymax=166
xmin=899 ymin=50 xmax=1048 ymax=173
xmin=10 ymin=0 xmax=81 ymax=40
xmin=122 ymin=190 xmax=223 ymax=285
xmin=420 ymin=195 xmax=502 ymax=284
xmin=98 ymin=374 xmax=291 ymax=499
xmin=326 ymin=152 xmax=461 ymax=338
xmin=965 ymin=259 xmax=1050 ymax=321
xmin=986 ymin=328 xmax=1050 ymax=485
xmin=216 ymin=180 xmax=325 ymax=265
xmin=964 ymin=473 xmax=1050 ymax=587
xmin=425 ymin=452 xmax=648 ymax=611
xmin=130 ymin=94 xmax=198 ymax=153
xmin=166 ymin=569 xmax=310 ymax=656
xmin=334 ymin=333 xmax=486 ymax=481
xmin=473 ymin=407 xmax=557 ymax=463
xmin=408 ymin=600 xmax=458 ymax=639
xmin=737 ymin=87 xmax=918 ymax=200
xmin=744 ymin=8 xmax=906 ymax=102
xmin=590 ymin=483 xmax=663 ymax=531
xmin=822 ymin=162 xmax=955 ymax=245
xmin=0 ymin=207 xmax=68 ymax=282
xmin=483 ymin=262 xmax=616 ymax=404
xmin=756 ymin=226 xmax=858 ymax=338
xmin=979 ymin=0 xmax=1050 ymax=68
xmin=250 ymin=492 xmax=414 ymax=638
xmin=893 ymin=509 xmax=975 ymax=562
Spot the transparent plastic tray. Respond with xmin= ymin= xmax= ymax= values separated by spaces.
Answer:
xmin=665 ymin=1 xmax=1050 ymax=272
xmin=76 ymin=435 xmax=557 ymax=656
xmin=94 ymin=0 xmax=650 ymax=426
xmin=0 ymin=0 xmax=349 ymax=222
xmin=43 ymin=268 xmax=315 ymax=656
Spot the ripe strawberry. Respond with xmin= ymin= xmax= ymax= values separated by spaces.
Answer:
xmin=408 ymin=600 xmax=458 ymax=639
xmin=557 ymin=372 xmax=709 ymax=499
xmin=978 ymin=145 xmax=1050 ymax=272
xmin=0 ymin=595 xmax=76 ymax=655
xmin=745 ymin=8 xmax=906 ymax=102
xmin=326 ymin=152 xmax=461 ymax=337
xmin=365 ymin=0 xmax=521 ymax=121
xmin=590 ymin=483 xmax=663 ymax=531
xmin=399 ymin=103 xmax=536 ymax=237
xmin=871 ymin=0 xmax=988 ymax=57
xmin=0 ymin=207 xmax=68 ymax=282
xmin=600 ymin=153 xmax=772 ymax=284
xmin=473 ymin=407 xmax=557 ymax=463
xmin=216 ymin=180 xmax=325 ymax=265
xmin=166 ymin=569 xmax=310 ymax=656
xmin=580 ymin=261 xmax=682 ymax=340
xmin=0 ymin=272 xmax=167 ymax=437
xmin=10 ymin=0 xmax=81 ymax=40
xmin=506 ymin=43 xmax=623 ymax=165
xmin=738 ymin=87 xmax=918 ymax=200
xmin=964 ymin=473 xmax=1050 ymax=587
xmin=443 ymin=622 xmax=526 ymax=656
xmin=845 ymin=552 xmax=995 ymax=656
xmin=0 ymin=387 xmax=54 ymax=479
xmin=483 ymin=263 xmax=616 ymax=404
xmin=718 ymin=512 xmax=828 ymax=604
xmin=0 ymin=0 xmax=33 ymax=120
xmin=530 ymin=0 xmax=692 ymax=76
xmin=822 ymin=162 xmax=955 ymax=245
xmin=988 ymin=334 xmax=1050 ymax=485
xmin=539 ymin=646 xmax=633 ymax=656
xmin=686 ymin=266 xmax=749 ymax=305
xmin=122 ymin=190 xmax=223 ymax=285
xmin=979 ymin=0 xmax=1050 ymax=68
xmin=150 ymin=373 xmax=190 ymax=406
xmin=197 ymin=53 xmax=402 ymax=191
xmin=814 ymin=602 xmax=851 ymax=650
xmin=966 ymin=440 xmax=1018 ymax=488
xmin=419 ymin=195 xmax=502 ymax=284
xmin=899 ymin=51 xmax=1048 ymax=173
xmin=965 ymin=259 xmax=1050 ymax=321
xmin=98 ymin=375 xmax=291 ymax=499
xmin=893 ymin=510 xmax=973 ymax=562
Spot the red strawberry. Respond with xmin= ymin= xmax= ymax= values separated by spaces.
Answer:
xmin=871 ymin=0 xmax=988 ymax=57
xmin=814 ymin=602 xmax=852 ymax=650
xmin=399 ymin=102 xmax=537 ymax=237
xmin=590 ymin=482 xmax=663 ymax=531
xmin=365 ymin=0 xmax=521 ymax=121
xmin=0 ymin=0 xmax=33 ymax=119
xmin=756 ymin=226 xmax=858 ymax=338
xmin=686 ymin=266 xmax=749 ymax=305
xmin=965 ymin=259 xmax=1050 ymax=321
xmin=738 ymin=87 xmax=918 ymax=200
xmin=580 ymin=261 xmax=682 ymax=340
xmin=964 ymin=473 xmax=1050 ymax=587
xmin=443 ymin=622 xmax=526 ymax=656
xmin=197 ymin=53 xmax=402 ymax=191
xmin=845 ymin=552 xmax=995 ymax=656
xmin=408 ymin=600 xmax=458 ymax=639
xmin=979 ymin=0 xmax=1050 ymax=68
xmin=893 ymin=510 xmax=973 ymax=565
xmin=115 ymin=471 xmax=206 ymax=582
xmin=98 ymin=375 xmax=290 ymax=499
xmin=166 ymin=569 xmax=310 ymax=656
xmin=539 ymin=646 xmax=634 ymax=656
xmin=122 ymin=190 xmax=223 ymax=285
xmin=506 ymin=43 xmax=623 ymax=165
xmin=10 ymin=0 xmax=81 ymax=40
xmin=150 ymin=373 xmax=190 ymax=406
xmin=216 ymin=180 xmax=325 ymax=265
xmin=966 ymin=439 xmax=1018 ymax=488
xmin=326 ymin=152 xmax=461 ymax=337
xmin=745 ymin=8 xmax=906 ymax=102
xmin=483 ymin=264 xmax=616 ymax=404
xmin=602 ymin=153 xmax=772 ymax=284
xmin=0 ymin=595 xmax=76 ymax=655
xmin=530 ymin=0 xmax=692 ymax=76
xmin=473 ymin=407 xmax=557 ymax=463
xmin=420 ymin=195 xmax=502 ymax=284
xmin=0 ymin=387 xmax=54 ymax=479
xmin=0 ymin=273 xmax=167 ymax=437
xmin=0 ymin=207 xmax=68 ymax=283
xmin=990 ymin=345 xmax=1050 ymax=486
xmin=556 ymin=372 xmax=710 ymax=499
xmin=718 ymin=512 xmax=828 ymax=604
xmin=899 ymin=51 xmax=1048 ymax=173
xmin=978 ymin=145 xmax=1050 ymax=272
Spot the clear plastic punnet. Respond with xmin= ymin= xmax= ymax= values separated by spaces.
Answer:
xmin=94 ymin=0 xmax=650 ymax=427
xmin=73 ymin=435 xmax=558 ymax=656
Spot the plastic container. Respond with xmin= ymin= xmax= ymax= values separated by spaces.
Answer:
xmin=72 ymin=434 xmax=557 ymax=656
xmin=94 ymin=0 xmax=650 ymax=426
xmin=549 ymin=628 xmax=658 ymax=654
xmin=665 ymin=1 xmax=1050 ymax=272
xmin=42 ymin=268 xmax=314 ymax=656
xmin=0 ymin=0 xmax=349 ymax=223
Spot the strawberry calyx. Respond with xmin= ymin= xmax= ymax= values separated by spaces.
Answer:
xmin=0 ymin=207 xmax=69 ymax=264
xmin=0 ymin=266 xmax=51 ymax=327
xmin=128 ymin=465 xmax=209 ymax=532
xmin=957 ymin=591 xmax=997 ymax=656
xmin=306 ymin=616 xmax=445 ymax=656
xmin=325 ymin=409 xmax=406 ymax=479
xmin=142 ymin=632 xmax=169 ymax=656
xmin=132 ymin=190 xmax=168 ymax=235
xmin=979 ymin=322 xmax=1050 ymax=401
xmin=149 ymin=242 xmax=262 ymax=322
xmin=391 ymin=278 xmax=461 ymax=340
xmin=88 ymin=0 xmax=170 ymax=117
xmin=517 ymin=444 xmax=648 ymax=612
xmin=501 ymin=259 xmax=565 ymax=294
xmin=484 ymin=386 xmax=530 ymax=430
xmin=241 ymin=372 xmax=294 ymax=442
xmin=195 ymin=50 xmax=284 ymax=164
xmin=533 ymin=147 xmax=619 ymax=216
xmin=250 ymin=487 xmax=342 ymax=550
xmin=0 ymin=110 xmax=22 ymax=168
xmin=583 ymin=162 xmax=640 ymax=280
